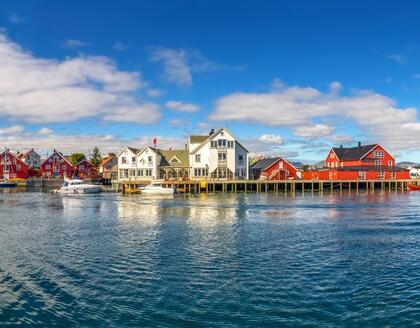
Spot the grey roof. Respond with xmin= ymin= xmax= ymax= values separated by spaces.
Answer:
xmin=159 ymin=149 xmax=190 ymax=167
xmin=251 ymin=157 xmax=282 ymax=170
xmin=332 ymin=144 xmax=377 ymax=161
xmin=189 ymin=135 xmax=209 ymax=144
xmin=127 ymin=147 xmax=141 ymax=154
xmin=335 ymin=165 xmax=408 ymax=172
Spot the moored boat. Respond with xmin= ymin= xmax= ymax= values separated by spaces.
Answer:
xmin=407 ymin=184 xmax=420 ymax=191
xmin=0 ymin=180 xmax=17 ymax=188
xmin=57 ymin=178 xmax=102 ymax=194
xmin=139 ymin=180 xmax=175 ymax=195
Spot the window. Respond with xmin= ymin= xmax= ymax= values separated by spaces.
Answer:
xmin=238 ymin=154 xmax=244 ymax=161
xmin=378 ymin=171 xmax=385 ymax=179
xmin=375 ymin=160 xmax=381 ymax=166
xmin=218 ymin=153 xmax=227 ymax=161
xmin=358 ymin=171 xmax=366 ymax=180
xmin=210 ymin=141 xmax=217 ymax=148
xmin=227 ymin=141 xmax=234 ymax=148
xmin=16 ymin=164 xmax=21 ymax=172
xmin=121 ymin=157 xmax=127 ymax=164
xmin=329 ymin=171 xmax=333 ymax=179
xmin=218 ymin=139 xmax=227 ymax=147
xmin=139 ymin=170 xmax=144 ymax=177
xmin=53 ymin=165 xmax=59 ymax=172
xmin=132 ymin=157 xmax=136 ymax=164
xmin=373 ymin=150 xmax=384 ymax=158
xmin=79 ymin=165 xmax=84 ymax=170
xmin=46 ymin=164 xmax=51 ymax=170
xmin=195 ymin=154 xmax=201 ymax=163
xmin=390 ymin=171 xmax=396 ymax=179
xmin=62 ymin=165 xmax=67 ymax=171
xmin=148 ymin=156 xmax=153 ymax=164
xmin=194 ymin=168 xmax=208 ymax=177
xmin=388 ymin=160 xmax=393 ymax=166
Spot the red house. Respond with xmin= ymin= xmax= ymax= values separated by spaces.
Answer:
xmin=303 ymin=143 xmax=410 ymax=180
xmin=75 ymin=159 xmax=98 ymax=179
xmin=41 ymin=150 xmax=74 ymax=178
xmin=250 ymin=157 xmax=300 ymax=180
xmin=0 ymin=150 xmax=29 ymax=179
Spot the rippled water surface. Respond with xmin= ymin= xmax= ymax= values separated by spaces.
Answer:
xmin=1 ymin=190 xmax=420 ymax=327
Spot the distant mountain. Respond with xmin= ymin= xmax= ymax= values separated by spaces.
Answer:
xmin=314 ymin=160 xmax=325 ymax=168
xmin=397 ymin=161 xmax=418 ymax=168
xmin=291 ymin=161 xmax=304 ymax=169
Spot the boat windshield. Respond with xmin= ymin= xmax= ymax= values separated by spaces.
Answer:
xmin=69 ymin=181 xmax=84 ymax=186
xmin=63 ymin=182 xmax=69 ymax=187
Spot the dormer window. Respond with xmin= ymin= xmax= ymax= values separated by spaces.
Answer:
xmin=170 ymin=156 xmax=181 ymax=163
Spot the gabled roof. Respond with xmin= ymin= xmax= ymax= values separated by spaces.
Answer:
xmin=0 ymin=150 xmax=29 ymax=166
xmin=100 ymin=155 xmax=115 ymax=167
xmin=159 ymin=149 xmax=190 ymax=167
xmin=76 ymin=159 xmax=94 ymax=166
xmin=117 ymin=146 xmax=141 ymax=157
xmin=331 ymin=144 xmax=378 ymax=161
xmin=41 ymin=150 xmax=73 ymax=166
xmin=251 ymin=157 xmax=282 ymax=170
xmin=190 ymin=128 xmax=250 ymax=154
xmin=189 ymin=135 xmax=208 ymax=144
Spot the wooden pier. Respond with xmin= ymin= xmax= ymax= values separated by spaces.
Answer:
xmin=112 ymin=179 xmax=420 ymax=194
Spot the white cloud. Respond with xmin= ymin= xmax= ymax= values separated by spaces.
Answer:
xmin=0 ymin=125 xmax=24 ymax=135
xmin=210 ymin=81 xmax=420 ymax=151
xmin=113 ymin=41 xmax=131 ymax=51
xmin=9 ymin=14 xmax=25 ymax=24
xmin=258 ymin=134 xmax=283 ymax=144
xmin=148 ymin=47 xmax=241 ymax=87
xmin=166 ymin=101 xmax=200 ymax=112
xmin=38 ymin=127 xmax=53 ymax=135
xmin=294 ymin=124 xmax=334 ymax=138
xmin=387 ymin=53 xmax=407 ymax=64
xmin=149 ymin=48 xmax=192 ymax=86
xmin=0 ymin=33 xmax=160 ymax=124
xmin=62 ymin=39 xmax=89 ymax=48
xmin=146 ymin=88 xmax=165 ymax=97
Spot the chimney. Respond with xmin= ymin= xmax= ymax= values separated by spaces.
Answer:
xmin=358 ymin=141 xmax=361 ymax=148
xmin=209 ymin=129 xmax=215 ymax=136
xmin=185 ymin=143 xmax=188 ymax=150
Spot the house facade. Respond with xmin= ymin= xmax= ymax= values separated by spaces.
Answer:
xmin=17 ymin=149 xmax=41 ymax=169
xmin=159 ymin=149 xmax=190 ymax=180
xmin=189 ymin=128 xmax=249 ymax=180
xmin=0 ymin=150 xmax=29 ymax=179
xmin=41 ymin=150 xmax=74 ymax=178
xmin=100 ymin=155 xmax=118 ymax=180
xmin=250 ymin=157 xmax=300 ymax=180
xmin=75 ymin=159 xmax=99 ymax=179
xmin=303 ymin=143 xmax=410 ymax=180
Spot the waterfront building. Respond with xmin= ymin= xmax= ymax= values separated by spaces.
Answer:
xmin=117 ymin=146 xmax=141 ymax=180
xmin=99 ymin=154 xmax=118 ymax=180
xmin=188 ymin=128 xmax=249 ymax=180
xmin=40 ymin=150 xmax=74 ymax=178
xmin=250 ymin=157 xmax=300 ymax=180
xmin=158 ymin=149 xmax=190 ymax=180
xmin=75 ymin=159 xmax=99 ymax=179
xmin=17 ymin=149 xmax=41 ymax=169
xmin=0 ymin=149 xmax=29 ymax=179
xmin=303 ymin=143 xmax=410 ymax=180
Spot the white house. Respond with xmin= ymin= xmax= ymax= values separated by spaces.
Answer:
xmin=117 ymin=146 xmax=140 ymax=180
xmin=117 ymin=146 xmax=163 ymax=181
xmin=188 ymin=128 xmax=249 ymax=180
xmin=18 ymin=149 xmax=41 ymax=169
xmin=136 ymin=146 xmax=161 ymax=180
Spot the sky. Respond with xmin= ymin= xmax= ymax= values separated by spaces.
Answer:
xmin=0 ymin=0 xmax=420 ymax=162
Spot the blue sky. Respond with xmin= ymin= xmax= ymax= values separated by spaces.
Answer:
xmin=0 ymin=0 xmax=420 ymax=162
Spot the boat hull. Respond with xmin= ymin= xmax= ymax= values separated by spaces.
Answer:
xmin=407 ymin=184 xmax=420 ymax=191
xmin=0 ymin=182 xmax=17 ymax=188
xmin=140 ymin=188 xmax=175 ymax=195
xmin=59 ymin=187 xmax=102 ymax=194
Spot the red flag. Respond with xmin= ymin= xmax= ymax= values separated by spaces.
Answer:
xmin=153 ymin=138 xmax=157 ymax=146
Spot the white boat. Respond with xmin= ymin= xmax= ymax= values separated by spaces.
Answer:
xmin=58 ymin=178 xmax=102 ymax=194
xmin=139 ymin=180 xmax=175 ymax=194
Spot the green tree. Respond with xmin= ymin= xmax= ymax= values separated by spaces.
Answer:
xmin=70 ymin=153 xmax=86 ymax=166
xmin=90 ymin=146 xmax=102 ymax=168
